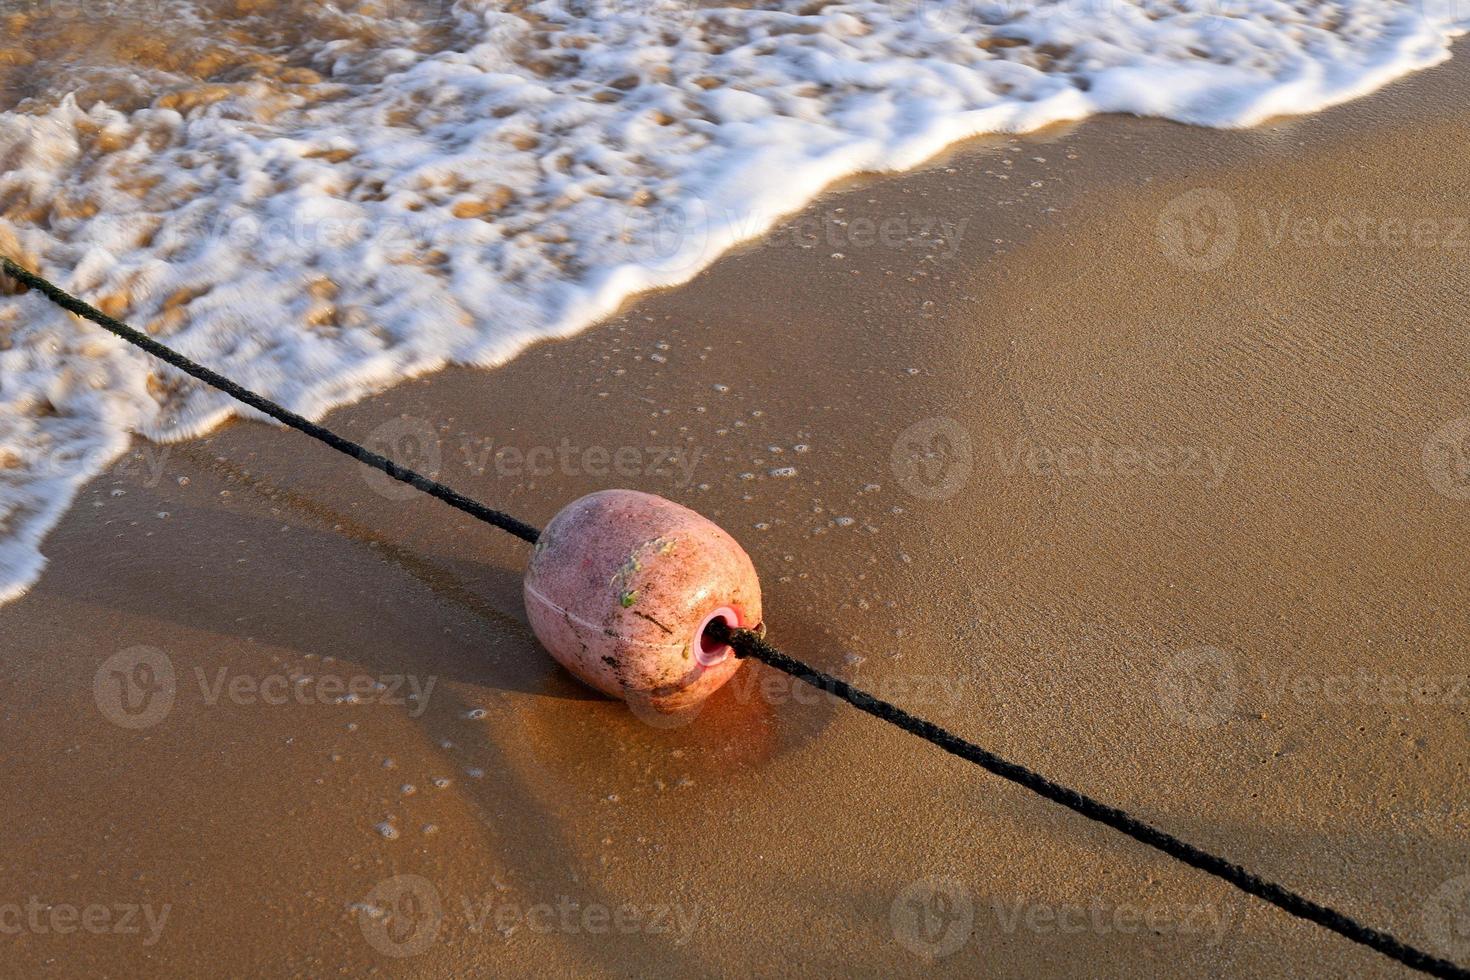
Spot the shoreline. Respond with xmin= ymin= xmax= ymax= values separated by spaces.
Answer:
xmin=5 ymin=24 xmax=1470 ymax=608
xmin=4 ymin=47 xmax=1470 ymax=977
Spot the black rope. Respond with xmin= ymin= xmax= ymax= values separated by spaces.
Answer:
xmin=5 ymin=255 xmax=1465 ymax=980
xmin=0 ymin=257 xmax=540 ymax=545
xmin=708 ymin=621 xmax=1468 ymax=979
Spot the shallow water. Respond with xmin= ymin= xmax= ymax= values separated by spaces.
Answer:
xmin=1 ymin=0 xmax=1466 ymax=602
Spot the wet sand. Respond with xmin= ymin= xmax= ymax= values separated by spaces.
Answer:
xmin=3 ymin=47 xmax=1470 ymax=979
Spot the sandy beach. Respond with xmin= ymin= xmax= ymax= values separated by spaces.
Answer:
xmin=4 ymin=42 xmax=1470 ymax=979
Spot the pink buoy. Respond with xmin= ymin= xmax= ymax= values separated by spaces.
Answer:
xmin=523 ymin=489 xmax=762 ymax=714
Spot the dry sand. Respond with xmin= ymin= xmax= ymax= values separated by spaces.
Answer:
xmin=3 ymin=46 xmax=1470 ymax=979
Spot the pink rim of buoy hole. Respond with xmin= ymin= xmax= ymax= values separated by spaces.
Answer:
xmin=695 ymin=607 xmax=739 ymax=667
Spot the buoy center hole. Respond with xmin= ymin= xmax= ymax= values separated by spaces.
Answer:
xmin=696 ymin=608 xmax=737 ymax=666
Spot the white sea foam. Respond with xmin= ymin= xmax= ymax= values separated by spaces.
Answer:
xmin=1 ymin=0 xmax=1466 ymax=603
